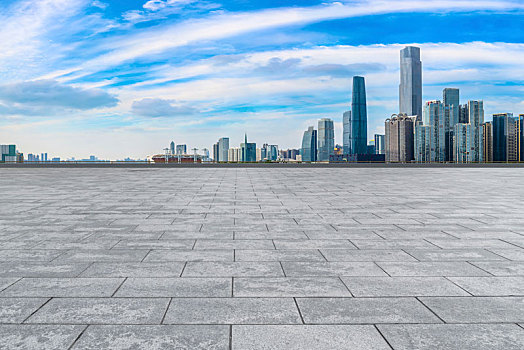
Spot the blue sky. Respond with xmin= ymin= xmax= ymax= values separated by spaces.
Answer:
xmin=0 ymin=0 xmax=523 ymax=159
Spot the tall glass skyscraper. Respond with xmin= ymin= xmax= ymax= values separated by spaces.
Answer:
xmin=342 ymin=111 xmax=351 ymax=155
xmin=241 ymin=134 xmax=256 ymax=162
xmin=218 ymin=137 xmax=229 ymax=162
xmin=301 ymin=126 xmax=317 ymax=162
xmin=468 ymin=100 xmax=484 ymax=162
xmin=351 ymin=76 xmax=367 ymax=155
xmin=399 ymin=46 xmax=422 ymax=122
xmin=317 ymin=118 xmax=335 ymax=161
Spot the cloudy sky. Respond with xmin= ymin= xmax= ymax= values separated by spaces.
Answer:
xmin=0 ymin=0 xmax=523 ymax=159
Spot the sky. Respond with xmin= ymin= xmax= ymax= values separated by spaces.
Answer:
xmin=0 ymin=0 xmax=523 ymax=159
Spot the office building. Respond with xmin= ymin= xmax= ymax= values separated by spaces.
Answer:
xmin=468 ymin=100 xmax=484 ymax=162
xmin=351 ymin=76 xmax=368 ymax=155
xmin=443 ymin=88 xmax=459 ymax=108
xmin=493 ymin=113 xmax=519 ymax=162
xmin=228 ymin=147 xmax=241 ymax=162
xmin=423 ymin=100 xmax=456 ymax=162
xmin=520 ymin=115 xmax=524 ymax=162
xmin=318 ymin=118 xmax=335 ymax=161
xmin=459 ymin=104 xmax=469 ymax=124
xmin=483 ymin=122 xmax=493 ymax=163
xmin=415 ymin=124 xmax=432 ymax=163
xmin=268 ymin=145 xmax=278 ymax=161
xmin=301 ymin=126 xmax=318 ymax=162
xmin=343 ymin=111 xmax=351 ymax=155
xmin=170 ymin=141 xmax=175 ymax=155
xmin=1 ymin=145 xmax=17 ymax=163
xmin=213 ymin=143 xmax=219 ymax=162
xmin=218 ymin=137 xmax=229 ymax=162
xmin=374 ymin=134 xmax=385 ymax=155
xmin=240 ymin=134 xmax=256 ymax=162
xmin=454 ymin=123 xmax=473 ymax=163
xmin=399 ymin=46 xmax=423 ymax=122
xmin=176 ymin=144 xmax=187 ymax=155
xmin=385 ymin=114 xmax=415 ymax=163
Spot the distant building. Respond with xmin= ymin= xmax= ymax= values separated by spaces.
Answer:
xmin=520 ymin=115 xmax=524 ymax=162
xmin=385 ymin=114 xmax=415 ymax=163
xmin=317 ymin=118 xmax=335 ymax=161
xmin=415 ymin=124 xmax=432 ymax=163
xmin=468 ymin=100 xmax=484 ymax=162
xmin=454 ymin=123 xmax=473 ymax=163
xmin=218 ymin=137 xmax=229 ymax=162
xmin=281 ymin=149 xmax=300 ymax=160
xmin=422 ymin=100 xmax=456 ymax=162
xmin=483 ymin=122 xmax=493 ymax=163
xmin=301 ymin=126 xmax=318 ymax=162
xmin=176 ymin=144 xmax=187 ymax=155
xmin=51 ymin=157 xmax=61 ymax=162
xmin=374 ymin=134 xmax=385 ymax=155
xmin=399 ymin=46 xmax=423 ymax=122
xmin=240 ymin=134 xmax=256 ymax=162
xmin=213 ymin=142 xmax=219 ymax=162
xmin=170 ymin=141 xmax=175 ymax=155
xmin=330 ymin=154 xmax=385 ymax=163
xmin=343 ymin=111 xmax=351 ymax=155
xmin=1 ymin=145 xmax=17 ymax=163
xmin=228 ymin=147 xmax=241 ymax=162
xmin=459 ymin=104 xmax=469 ymax=124
xmin=493 ymin=113 xmax=519 ymax=162
xmin=350 ymin=76 xmax=368 ymax=155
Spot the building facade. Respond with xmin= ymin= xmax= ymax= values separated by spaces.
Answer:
xmin=351 ymin=76 xmax=368 ymax=155
xmin=240 ymin=135 xmax=256 ymax=162
xmin=176 ymin=144 xmax=187 ymax=155
xmin=170 ymin=141 xmax=175 ymax=155
xmin=301 ymin=126 xmax=318 ymax=162
xmin=493 ymin=113 xmax=520 ymax=162
xmin=385 ymin=114 xmax=415 ymax=163
xmin=453 ymin=124 xmax=473 ymax=163
xmin=218 ymin=137 xmax=229 ymax=162
xmin=415 ymin=124 xmax=432 ymax=163
xmin=342 ymin=111 xmax=351 ymax=155
xmin=374 ymin=134 xmax=385 ymax=155
xmin=468 ymin=100 xmax=484 ymax=162
xmin=317 ymin=118 xmax=335 ymax=161
xmin=483 ymin=122 xmax=493 ymax=163
xmin=1 ymin=145 xmax=17 ymax=163
xmin=399 ymin=46 xmax=423 ymax=122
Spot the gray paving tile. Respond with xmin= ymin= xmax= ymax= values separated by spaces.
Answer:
xmin=0 ymin=250 xmax=63 ymax=262
xmin=234 ymin=277 xmax=351 ymax=297
xmin=232 ymin=325 xmax=391 ymax=350
xmin=1 ymin=278 xmax=124 ymax=297
xmin=144 ymin=250 xmax=234 ymax=262
xmin=274 ymin=240 xmax=356 ymax=250
xmin=420 ymin=296 xmax=524 ymax=323
xmin=427 ymin=239 xmax=518 ymax=249
xmin=113 ymin=240 xmax=195 ymax=249
xmin=235 ymin=250 xmax=325 ymax=262
xmin=115 ymin=278 xmax=231 ymax=297
xmin=406 ymin=249 xmax=506 ymax=261
xmin=342 ymin=277 xmax=470 ymax=297
xmin=163 ymin=298 xmax=301 ymax=324
xmin=183 ymin=262 xmax=284 ymax=277
xmin=297 ymin=297 xmax=440 ymax=324
xmin=72 ymin=325 xmax=229 ymax=350
xmin=55 ymin=249 xmax=149 ymax=262
xmin=0 ymin=325 xmax=85 ymax=350
xmin=0 ymin=298 xmax=48 ymax=323
xmin=281 ymin=261 xmax=388 ymax=277
xmin=350 ymin=239 xmax=437 ymax=250
xmin=27 ymin=298 xmax=170 ymax=324
xmin=448 ymin=277 xmax=524 ymax=296
xmin=488 ymin=249 xmax=524 ymax=261
xmin=194 ymin=239 xmax=275 ymax=250
xmin=378 ymin=324 xmax=524 ymax=350
xmin=79 ymin=262 xmax=185 ymax=277
xmin=377 ymin=262 xmax=490 ymax=276
xmin=469 ymin=261 xmax=524 ymax=276
xmin=320 ymin=249 xmax=417 ymax=262
xmin=0 ymin=277 xmax=18 ymax=291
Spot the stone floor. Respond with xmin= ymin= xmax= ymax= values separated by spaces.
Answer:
xmin=0 ymin=167 xmax=523 ymax=349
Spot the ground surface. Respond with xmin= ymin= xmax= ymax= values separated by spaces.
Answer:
xmin=0 ymin=168 xmax=523 ymax=349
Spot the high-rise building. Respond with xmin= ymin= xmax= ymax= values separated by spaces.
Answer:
xmin=301 ymin=126 xmax=318 ymax=162
xmin=176 ymin=144 xmax=187 ymax=155
xmin=343 ymin=111 xmax=351 ymax=155
xmin=213 ymin=143 xmax=219 ymax=162
xmin=493 ymin=113 xmax=519 ymax=162
xmin=483 ymin=122 xmax=493 ymax=163
xmin=317 ymin=118 xmax=335 ymax=161
xmin=268 ymin=145 xmax=278 ymax=161
xmin=385 ymin=114 xmax=415 ymax=163
xmin=468 ymin=100 xmax=484 ymax=162
xmin=351 ymin=76 xmax=368 ymax=155
xmin=459 ymin=104 xmax=469 ymax=124
xmin=454 ymin=123 xmax=473 ymax=163
xmin=520 ymin=115 xmax=524 ymax=162
xmin=240 ymin=134 xmax=256 ymax=162
xmin=218 ymin=137 xmax=229 ymax=162
xmin=374 ymin=134 xmax=385 ymax=155
xmin=1 ymin=145 xmax=17 ymax=163
xmin=399 ymin=46 xmax=423 ymax=122
xmin=422 ymin=100 xmax=456 ymax=162
xmin=443 ymin=88 xmax=459 ymax=108
xmin=228 ymin=147 xmax=241 ymax=162
xmin=170 ymin=141 xmax=175 ymax=155
xmin=415 ymin=124 xmax=432 ymax=163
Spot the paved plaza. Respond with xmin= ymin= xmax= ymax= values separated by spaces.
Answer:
xmin=0 ymin=167 xmax=523 ymax=349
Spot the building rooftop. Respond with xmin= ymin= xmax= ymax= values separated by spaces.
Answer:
xmin=0 ymin=167 xmax=523 ymax=349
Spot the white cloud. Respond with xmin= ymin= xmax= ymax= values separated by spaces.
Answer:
xmin=132 ymin=98 xmax=197 ymax=117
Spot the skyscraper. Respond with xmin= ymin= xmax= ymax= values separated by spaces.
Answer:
xmin=351 ymin=76 xmax=368 ymax=155
xmin=342 ymin=111 xmax=351 ymax=155
xmin=385 ymin=114 xmax=415 ymax=163
xmin=170 ymin=141 xmax=175 ymax=155
xmin=176 ymin=144 xmax=187 ymax=155
xmin=218 ymin=137 xmax=229 ymax=162
xmin=374 ymin=134 xmax=385 ymax=155
xmin=415 ymin=124 xmax=432 ymax=163
xmin=301 ymin=126 xmax=318 ymax=162
xmin=317 ymin=118 xmax=335 ymax=161
xmin=468 ymin=100 xmax=484 ymax=162
xmin=454 ymin=123 xmax=473 ymax=163
xmin=483 ymin=122 xmax=493 ymax=163
xmin=520 ymin=115 xmax=524 ymax=162
xmin=399 ymin=46 xmax=423 ymax=122
xmin=493 ymin=113 xmax=518 ymax=162
xmin=240 ymin=134 xmax=256 ymax=162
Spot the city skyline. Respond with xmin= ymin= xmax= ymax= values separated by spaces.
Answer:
xmin=0 ymin=0 xmax=523 ymax=159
